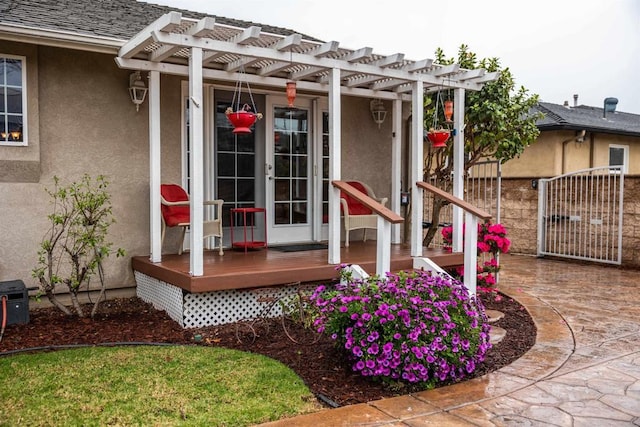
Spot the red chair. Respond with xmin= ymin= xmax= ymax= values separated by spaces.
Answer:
xmin=160 ymin=184 xmax=224 ymax=255
xmin=340 ymin=181 xmax=388 ymax=247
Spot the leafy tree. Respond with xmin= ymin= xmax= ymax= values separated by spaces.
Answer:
xmin=32 ymin=175 xmax=125 ymax=317
xmin=422 ymin=45 xmax=542 ymax=246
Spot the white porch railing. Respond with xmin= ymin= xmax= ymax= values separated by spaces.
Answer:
xmin=417 ymin=181 xmax=492 ymax=295
xmin=332 ymin=181 xmax=404 ymax=276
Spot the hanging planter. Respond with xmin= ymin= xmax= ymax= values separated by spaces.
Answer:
xmin=427 ymin=128 xmax=450 ymax=148
xmin=225 ymin=104 xmax=263 ymax=134
xmin=427 ymin=88 xmax=452 ymax=149
xmin=226 ymin=66 xmax=262 ymax=134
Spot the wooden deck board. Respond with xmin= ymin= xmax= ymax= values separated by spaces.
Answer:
xmin=132 ymin=242 xmax=462 ymax=293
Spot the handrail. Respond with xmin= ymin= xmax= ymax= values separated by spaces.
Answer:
xmin=332 ymin=181 xmax=404 ymax=224
xmin=416 ymin=181 xmax=492 ymax=222
xmin=331 ymin=180 xmax=403 ymax=277
xmin=416 ymin=181 xmax=492 ymax=297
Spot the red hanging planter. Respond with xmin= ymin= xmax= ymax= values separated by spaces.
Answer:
xmin=225 ymin=104 xmax=262 ymax=134
xmin=427 ymin=129 xmax=450 ymax=148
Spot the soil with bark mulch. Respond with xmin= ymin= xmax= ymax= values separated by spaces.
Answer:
xmin=0 ymin=293 xmax=535 ymax=407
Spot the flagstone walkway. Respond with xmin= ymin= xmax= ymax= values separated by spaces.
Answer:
xmin=260 ymin=254 xmax=640 ymax=426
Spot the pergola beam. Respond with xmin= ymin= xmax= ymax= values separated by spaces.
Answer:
xmin=150 ymin=16 xmax=215 ymax=62
xmin=118 ymin=11 xmax=181 ymax=59
xmin=149 ymin=31 xmax=484 ymax=90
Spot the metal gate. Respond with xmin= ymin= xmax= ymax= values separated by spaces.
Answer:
xmin=425 ymin=160 xmax=501 ymax=248
xmin=537 ymin=166 xmax=624 ymax=264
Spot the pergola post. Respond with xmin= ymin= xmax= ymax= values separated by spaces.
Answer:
xmin=327 ymin=67 xmax=342 ymax=265
xmin=148 ymin=70 xmax=162 ymax=263
xmin=452 ymin=88 xmax=465 ymax=252
xmin=188 ymin=47 xmax=204 ymax=276
xmin=391 ymin=98 xmax=402 ymax=244
xmin=410 ymin=80 xmax=424 ymax=257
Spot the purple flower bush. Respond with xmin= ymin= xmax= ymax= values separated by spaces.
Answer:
xmin=311 ymin=270 xmax=491 ymax=388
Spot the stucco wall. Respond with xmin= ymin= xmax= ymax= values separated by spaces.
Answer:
xmin=502 ymin=130 xmax=640 ymax=177
xmin=500 ymin=177 xmax=640 ymax=267
xmin=0 ymin=43 xmax=184 ymax=294
xmin=340 ymin=96 xmax=394 ymax=199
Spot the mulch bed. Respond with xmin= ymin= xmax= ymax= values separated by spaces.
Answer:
xmin=0 ymin=292 xmax=536 ymax=407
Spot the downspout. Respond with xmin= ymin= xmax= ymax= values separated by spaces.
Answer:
xmin=589 ymin=132 xmax=595 ymax=168
xmin=403 ymin=115 xmax=412 ymax=243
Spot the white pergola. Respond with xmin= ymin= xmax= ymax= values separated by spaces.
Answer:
xmin=116 ymin=11 xmax=499 ymax=279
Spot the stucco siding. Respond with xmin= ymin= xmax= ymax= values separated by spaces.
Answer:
xmin=503 ymin=130 xmax=640 ymax=178
xmin=0 ymin=46 xmax=184 ymax=292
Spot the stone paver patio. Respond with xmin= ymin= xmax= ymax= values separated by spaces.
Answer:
xmin=260 ymin=254 xmax=640 ymax=426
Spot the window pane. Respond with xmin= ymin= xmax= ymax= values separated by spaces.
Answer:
xmin=0 ymin=59 xmax=4 ymax=85
xmin=275 ymin=203 xmax=290 ymax=224
xmin=237 ymin=154 xmax=254 ymax=177
xmin=293 ymin=133 xmax=307 ymax=154
xmin=292 ymin=179 xmax=307 ymax=199
xmin=217 ymin=153 xmax=235 ymax=177
xmin=218 ymin=179 xmax=236 ymax=202
xmin=275 ymin=179 xmax=290 ymax=201
xmin=0 ymin=115 xmax=6 ymax=141
xmin=0 ymin=87 xmax=4 ymax=113
xmin=237 ymin=179 xmax=254 ymax=202
xmin=292 ymin=202 xmax=307 ymax=224
xmin=292 ymin=156 xmax=307 ymax=177
xmin=217 ymin=129 xmax=235 ymax=151
xmin=274 ymin=154 xmax=290 ymax=177
xmin=236 ymin=134 xmax=254 ymax=152
xmin=6 ymin=87 xmax=21 ymax=113
xmin=275 ymin=132 xmax=291 ymax=154
xmin=609 ymin=147 xmax=624 ymax=167
xmin=7 ymin=115 xmax=22 ymax=141
xmin=5 ymin=59 xmax=21 ymax=87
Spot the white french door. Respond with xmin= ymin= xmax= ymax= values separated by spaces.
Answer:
xmin=266 ymin=96 xmax=315 ymax=244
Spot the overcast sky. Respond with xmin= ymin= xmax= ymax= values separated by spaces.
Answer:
xmin=144 ymin=0 xmax=640 ymax=114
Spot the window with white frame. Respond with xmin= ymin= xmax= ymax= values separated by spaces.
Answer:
xmin=608 ymin=144 xmax=628 ymax=174
xmin=0 ymin=55 xmax=26 ymax=146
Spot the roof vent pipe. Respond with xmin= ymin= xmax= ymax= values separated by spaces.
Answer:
xmin=603 ymin=97 xmax=618 ymax=118
xmin=573 ymin=94 xmax=578 ymax=107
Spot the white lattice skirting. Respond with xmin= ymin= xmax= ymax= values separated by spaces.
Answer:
xmin=134 ymin=271 xmax=315 ymax=328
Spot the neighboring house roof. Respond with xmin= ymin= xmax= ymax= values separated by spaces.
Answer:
xmin=0 ymin=0 xmax=319 ymax=45
xmin=535 ymin=101 xmax=640 ymax=138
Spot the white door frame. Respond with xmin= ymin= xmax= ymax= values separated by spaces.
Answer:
xmin=265 ymin=95 xmax=317 ymax=244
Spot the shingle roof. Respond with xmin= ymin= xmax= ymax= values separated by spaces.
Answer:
xmin=535 ymin=101 xmax=640 ymax=137
xmin=0 ymin=0 xmax=320 ymax=42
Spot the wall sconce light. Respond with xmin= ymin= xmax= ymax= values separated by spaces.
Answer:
xmin=129 ymin=71 xmax=148 ymax=112
xmin=370 ymin=99 xmax=387 ymax=129
xmin=10 ymin=130 xmax=21 ymax=141
xmin=0 ymin=131 xmax=6 ymax=140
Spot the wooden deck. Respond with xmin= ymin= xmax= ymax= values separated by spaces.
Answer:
xmin=132 ymin=241 xmax=462 ymax=293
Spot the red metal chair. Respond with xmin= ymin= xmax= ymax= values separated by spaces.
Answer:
xmin=160 ymin=184 xmax=224 ymax=255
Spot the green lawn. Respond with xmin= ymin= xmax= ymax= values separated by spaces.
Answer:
xmin=0 ymin=346 xmax=319 ymax=426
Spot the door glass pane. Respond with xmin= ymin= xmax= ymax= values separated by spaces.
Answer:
xmin=275 ymin=203 xmax=290 ymax=224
